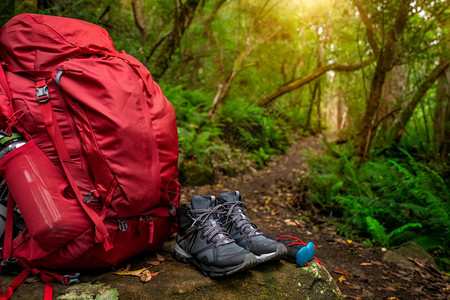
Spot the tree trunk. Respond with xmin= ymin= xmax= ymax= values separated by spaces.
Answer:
xmin=391 ymin=61 xmax=450 ymax=142
xmin=305 ymin=82 xmax=318 ymax=130
xmin=131 ymin=0 xmax=148 ymax=44
xmin=336 ymin=91 xmax=346 ymax=130
xmin=317 ymin=83 xmax=322 ymax=133
xmin=151 ymin=0 xmax=201 ymax=81
xmin=433 ymin=65 xmax=450 ymax=160
xmin=354 ymin=0 xmax=411 ymax=160
xmin=355 ymin=55 xmax=391 ymax=160
xmin=208 ymin=51 xmax=248 ymax=119
xmin=380 ymin=65 xmax=406 ymax=128
xmin=207 ymin=0 xmax=280 ymax=119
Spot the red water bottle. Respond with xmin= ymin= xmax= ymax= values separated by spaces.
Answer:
xmin=0 ymin=132 xmax=91 ymax=250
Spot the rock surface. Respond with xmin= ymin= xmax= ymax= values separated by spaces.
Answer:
xmin=382 ymin=241 xmax=438 ymax=270
xmin=1 ymin=238 xmax=342 ymax=300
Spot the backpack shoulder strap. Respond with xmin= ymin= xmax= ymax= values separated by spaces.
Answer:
xmin=35 ymin=79 xmax=113 ymax=251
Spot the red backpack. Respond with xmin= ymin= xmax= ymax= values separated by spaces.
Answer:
xmin=0 ymin=13 xmax=179 ymax=297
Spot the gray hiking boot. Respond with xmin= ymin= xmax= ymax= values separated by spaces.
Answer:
xmin=217 ymin=191 xmax=288 ymax=264
xmin=174 ymin=195 xmax=257 ymax=278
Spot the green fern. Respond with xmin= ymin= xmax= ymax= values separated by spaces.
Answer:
xmin=304 ymin=142 xmax=449 ymax=269
xmin=365 ymin=216 xmax=387 ymax=243
xmin=386 ymin=223 xmax=422 ymax=244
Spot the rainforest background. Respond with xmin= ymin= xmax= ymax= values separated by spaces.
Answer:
xmin=0 ymin=0 xmax=449 ymax=271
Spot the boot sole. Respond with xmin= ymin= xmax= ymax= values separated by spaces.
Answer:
xmin=254 ymin=243 xmax=288 ymax=264
xmin=174 ymin=243 xmax=257 ymax=278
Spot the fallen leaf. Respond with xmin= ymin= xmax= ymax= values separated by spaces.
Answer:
xmin=334 ymin=270 xmax=352 ymax=276
xmin=345 ymin=283 xmax=361 ymax=290
xmin=381 ymin=276 xmax=388 ymax=280
xmin=360 ymin=262 xmax=372 ymax=266
xmin=151 ymin=272 xmax=160 ymax=277
xmin=338 ymin=275 xmax=346 ymax=283
xmin=139 ymin=270 xmax=152 ymax=283
xmin=114 ymin=267 xmax=150 ymax=277
xmin=117 ymin=264 xmax=131 ymax=273
xmin=147 ymin=260 xmax=160 ymax=266
xmin=346 ymin=239 xmax=352 ymax=244
xmin=25 ymin=276 xmax=40 ymax=284
xmin=370 ymin=260 xmax=383 ymax=265
xmin=284 ymin=219 xmax=297 ymax=226
xmin=156 ymin=253 xmax=165 ymax=262
xmin=377 ymin=286 xmax=397 ymax=292
xmin=414 ymin=286 xmax=424 ymax=293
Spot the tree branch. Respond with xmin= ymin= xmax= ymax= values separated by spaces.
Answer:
xmin=392 ymin=60 xmax=450 ymax=142
xmin=354 ymin=0 xmax=380 ymax=56
xmin=258 ymin=58 xmax=374 ymax=106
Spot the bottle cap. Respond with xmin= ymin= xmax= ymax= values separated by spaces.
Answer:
xmin=0 ymin=132 xmax=22 ymax=145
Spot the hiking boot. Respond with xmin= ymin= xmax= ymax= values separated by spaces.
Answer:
xmin=174 ymin=195 xmax=257 ymax=278
xmin=217 ymin=191 xmax=288 ymax=264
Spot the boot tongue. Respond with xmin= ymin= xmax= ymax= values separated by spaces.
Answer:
xmin=218 ymin=191 xmax=240 ymax=204
xmin=191 ymin=195 xmax=213 ymax=210
xmin=191 ymin=195 xmax=216 ymax=219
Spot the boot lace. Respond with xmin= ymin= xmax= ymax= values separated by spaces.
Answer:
xmin=224 ymin=201 xmax=261 ymax=237
xmin=189 ymin=205 xmax=233 ymax=246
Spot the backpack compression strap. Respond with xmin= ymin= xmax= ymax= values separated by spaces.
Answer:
xmin=36 ymin=79 xmax=113 ymax=252
xmin=0 ymin=65 xmax=12 ymax=102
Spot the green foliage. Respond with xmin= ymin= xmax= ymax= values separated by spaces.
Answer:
xmin=160 ymin=84 xmax=224 ymax=165
xmin=161 ymin=84 xmax=291 ymax=176
xmin=303 ymin=143 xmax=450 ymax=268
xmin=219 ymin=99 xmax=290 ymax=167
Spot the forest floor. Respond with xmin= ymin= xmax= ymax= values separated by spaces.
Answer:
xmin=182 ymin=135 xmax=450 ymax=299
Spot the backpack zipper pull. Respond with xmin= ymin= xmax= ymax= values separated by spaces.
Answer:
xmin=145 ymin=216 xmax=154 ymax=244
xmin=117 ymin=219 xmax=128 ymax=232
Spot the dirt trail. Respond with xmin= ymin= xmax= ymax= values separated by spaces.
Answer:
xmin=182 ymin=135 xmax=450 ymax=300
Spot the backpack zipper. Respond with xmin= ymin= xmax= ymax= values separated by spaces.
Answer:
xmin=145 ymin=216 xmax=154 ymax=244
xmin=117 ymin=219 xmax=128 ymax=232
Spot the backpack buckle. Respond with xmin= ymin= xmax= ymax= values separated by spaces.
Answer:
xmin=0 ymin=257 xmax=17 ymax=266
xmin=62 ymin=273 xmax=80 ymax=285
xmin=36 ymin=85 xmax=49 ymax=103
xmin=83 ymin=190 xmax=99 ymax=203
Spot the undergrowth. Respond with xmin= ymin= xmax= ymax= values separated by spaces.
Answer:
xmin=161 ymin=84 xmax=292 ymax=183
xmin=302 ymin=142 xmax=450 ymax=270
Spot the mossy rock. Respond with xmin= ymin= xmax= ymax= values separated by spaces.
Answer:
xmin=179 ymin=161 xmax=215 ymax=186
xmin=383 ymin=241 xmax=438 ymax=269
xmin=4 ymin=239 xmax=342 ymax=300
xmin=58 ymin=283 xmax=119 ymax=300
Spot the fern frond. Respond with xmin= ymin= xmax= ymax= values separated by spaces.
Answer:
xmin=365 ymin=216 xmax=387 ymax=244
xmin=387 ymin=223 xmax=422 ymax=243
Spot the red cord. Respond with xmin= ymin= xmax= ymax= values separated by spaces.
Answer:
xmin=276 ymin=235 xmax=325 ymax=268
